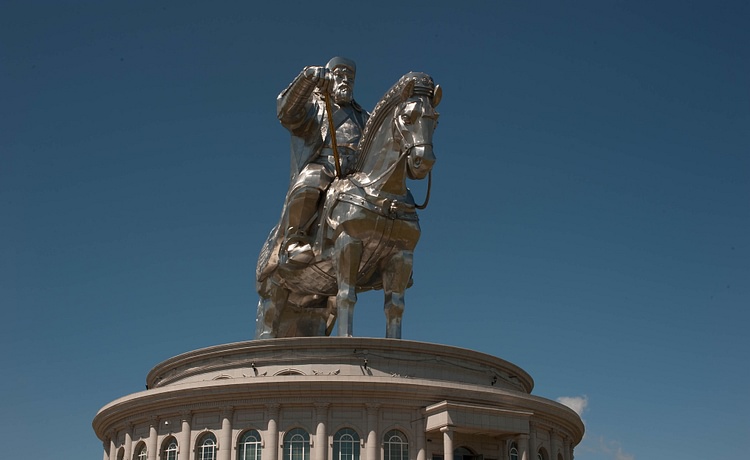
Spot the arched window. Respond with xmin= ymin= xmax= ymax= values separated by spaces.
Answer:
xmin=454 ymin=446 xmax=474 ymax=460
xmin=239 ymin=430 xmax=263 ymax=460
xmin=333 ymin=428 xmax=360 ymax=460
xmin=284 ymin=428 xmax=310 ymax=460
xmin=117 ymin=447 xmax=124 ymax=460
xmin=537 ymin=448 xmax=548 ymax=460
xmin=162 ymin=437 xmax=178 ymax=460
xmin=383 ymin=429 xmax=408 ymax=460
xmin=274 ymin=369 xmax=305 ymax=376
xmin=197 ymin=432 xmax=218 ymax=460
xmin=134 ymin=443 xmax=148 ymax=460
xmin=508 ymin=443 xmax=518 ymax=460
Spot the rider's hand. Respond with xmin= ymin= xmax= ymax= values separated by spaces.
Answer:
xmin=303 ymin=66 xmax=331 ymax=92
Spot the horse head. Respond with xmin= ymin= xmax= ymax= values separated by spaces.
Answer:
xmin=394 ymin=74 xmax=441 ymax=180
xmin=356 ymin=72 xmax=441 ymax=191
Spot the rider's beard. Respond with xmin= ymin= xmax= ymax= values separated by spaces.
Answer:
xmin=332 ymin=85 xmax=353 ymax=104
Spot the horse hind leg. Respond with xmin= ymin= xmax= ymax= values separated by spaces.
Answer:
xmin=255 ymin=280 xmax=290 ymax=339
xmin=255 ymin=296 xmax=275 ymax=339
xmin=333 ymin=232 xmax=363 ymax=337
xmin=381 ymin=250 xmax=414 ymax=339
xmin=324 ymin=296 xmax=338 ymax=336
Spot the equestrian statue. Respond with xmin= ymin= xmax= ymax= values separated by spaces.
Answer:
xmin=255 ymin=57 xmax=441 ymax=339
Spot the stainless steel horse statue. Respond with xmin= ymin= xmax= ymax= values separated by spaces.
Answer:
xmin=255 ymin=72 xmax=441 ymax=339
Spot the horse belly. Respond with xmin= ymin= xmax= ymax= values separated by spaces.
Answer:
xmin=332 ymin=207 xmax=419 ymax=286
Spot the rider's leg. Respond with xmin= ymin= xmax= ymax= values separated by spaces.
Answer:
xmin=283 ymin=164 xmax=333 ymax=262
xmin=286 ymin=185 xmax=321 ymax=238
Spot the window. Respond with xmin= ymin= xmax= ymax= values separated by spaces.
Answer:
xmin=274 ymin=369 xmax=305 ymax=376
xmin=454 ymin=447 xmax=477 ymax=460
xmin=134 ymin=443 xmax=147 ymax=460
xmin=383 ymin=430 xmax=408 ymax=460
xmin=284 ymin=428 xmax=310 ymax=460
xmin=333 ymin=428 xmax=360 ymax=460
xmin=162 ymin=437 xmax=178 ymax=460
xmin=198 ymin=433 xmax=217 ymax=460
xmin=239 ymin=430 xmax=263 ymax=460
xmin=508 ymin=443 xmax=518 ymax=460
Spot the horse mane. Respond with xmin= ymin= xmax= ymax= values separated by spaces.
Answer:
xmin=355 ymin=72 xmax=435 ymax=172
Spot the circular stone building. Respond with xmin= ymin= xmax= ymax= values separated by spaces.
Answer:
xmin=93 ymin=338 xmax=583 ymax=460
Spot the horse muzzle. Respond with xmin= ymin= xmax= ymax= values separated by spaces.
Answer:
xmin=407 ymin=144 xmax=436 ymax=180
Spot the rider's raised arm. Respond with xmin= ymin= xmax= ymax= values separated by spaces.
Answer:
xmin=277 ymin=66 xmax=327 ymax=131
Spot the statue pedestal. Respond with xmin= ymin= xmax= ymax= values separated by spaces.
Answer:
xmin=94 ymin=338 xmax=583 ymax=460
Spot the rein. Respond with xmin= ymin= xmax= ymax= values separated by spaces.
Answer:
xmin=324 ymin=91 xmax=343 ymax=178
xmin=415 ymin=171 xmax=431 ymax=210
xmin=348 ymin=148 xmax=409 ymax=188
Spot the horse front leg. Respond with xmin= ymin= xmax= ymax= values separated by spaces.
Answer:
xmin=381 ymin=250 xmax=414 ymax=339
xmin=333 ymin=232 xmax=362 ymax=337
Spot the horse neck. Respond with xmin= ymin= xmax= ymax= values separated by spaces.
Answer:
xmin=358 ymin=125 xmax=409 ymax=197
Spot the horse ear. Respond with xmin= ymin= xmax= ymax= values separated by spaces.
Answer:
xmin=432 ymin=85 xmax=442 ymax=107
xmin=401 ymin=80 xmax=415 ymax=102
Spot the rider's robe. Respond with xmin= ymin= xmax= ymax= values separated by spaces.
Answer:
xmin=277 ymin=72 xmax=368 ymax=184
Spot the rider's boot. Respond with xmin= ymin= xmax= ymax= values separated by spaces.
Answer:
xmin=283 ymin=187 xmax=320 ymax=265
xmin=283 ymin=228 xmax=315 ymax=265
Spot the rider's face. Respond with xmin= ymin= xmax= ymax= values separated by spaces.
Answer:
xmin=331 ymin=67 xmax=355 ymax=104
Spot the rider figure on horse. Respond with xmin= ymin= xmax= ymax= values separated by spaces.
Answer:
xmin=276 ymin=57 xmax=370 ymax=264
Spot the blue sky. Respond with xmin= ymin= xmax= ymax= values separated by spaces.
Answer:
xmin=2 ymin=1 xmax=748 ymax=459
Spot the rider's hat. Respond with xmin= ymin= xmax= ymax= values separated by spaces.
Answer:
xmin=326 ymin=56 xmax=356 ymax=73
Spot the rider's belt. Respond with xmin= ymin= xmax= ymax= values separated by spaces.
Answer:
xmin=337 ymin=193 xmax=419 ymax=221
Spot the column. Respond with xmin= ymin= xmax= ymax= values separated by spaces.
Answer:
xmin=499 ymin=439 xmax=507 ymax=460
xmin=315 ymin=404 xmax=329 ymax=460
xmin=148 ymin=417 xmax=159 ymax=460
xmin=108 ymin=432 xmax=117 ymax=460
xmin=440 ymin=427 xmax=453 ymax=460
xmin=548 ymin=430 xmax=557 ymax=460
xmin=563 ymin=439 xmax=571 ymax=460
xmin=366 ymin=404 xmax=379 ymax=460
xmin=220 ymin=407 xmax=234 ymax=460
xmin=124 ymin=423 xmax=133 ymax=460
xmin=568 ymin=440 xmax=574 ymax=460
xmin=179 ymin=410 xmax=192 ymax=460
xmin=415 ymin=411 xmax=426 ymax=460
xmin=266 ymin=404 xmax=280 ymax=460
xmin=517 ymin=434 xmax=529 ymax=460
xmin=528 ymin=425 xmax=536 ymax=460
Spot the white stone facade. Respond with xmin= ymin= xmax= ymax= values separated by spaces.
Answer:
xmin=93 ymin=338 xmax=583 ymax=460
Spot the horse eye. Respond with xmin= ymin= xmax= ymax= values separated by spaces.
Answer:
xmin=400 ymin=114 xmax=412 ymax=125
